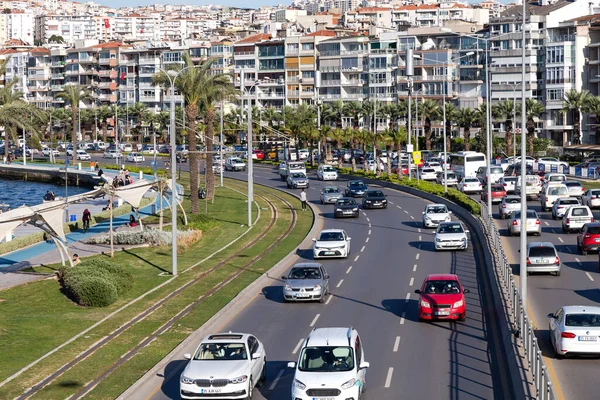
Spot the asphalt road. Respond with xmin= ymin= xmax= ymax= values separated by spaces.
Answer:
xmin=123 ymin=161 xmax=507 ymax=400
xmin=484 ymin=190 xmax=600 ymax=400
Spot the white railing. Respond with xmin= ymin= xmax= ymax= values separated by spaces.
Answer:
xmin=482 ymin=207 xmax=556 ymax=400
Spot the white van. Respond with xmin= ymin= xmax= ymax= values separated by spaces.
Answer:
xmin=540 ymin=183 xmax=569 ymax=211
xmin=476 ymin=166 xmax=504 ymax=184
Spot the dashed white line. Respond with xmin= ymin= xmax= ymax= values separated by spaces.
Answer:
xmin=292 ymin=338 xmax=304 ymax=354
xmin=413 ymin=264 xmax=418 ymax=272
xmin=336 ymin=279 xmax=344 ymax=288
xmin=410 ymin=215 xmax=415 ymax=220
xmin=346 ymin=266 xmax=353 ymax=274
xmin=368 ymin=223 xmax=372 ymax=228
xmin=586 ymin=272 xmax=595 ymax=282
xmin=400 ymin=312 xmax=406 ymax=325
xmin=558 ymin=237 xmax=564 ymax=243
xmin=397 ymin=205 xmax=402 ymax=209
xmin=419 ymin=235 xmax=422 ymax=241
xmin=354 ymin=255 xmax=360 ymax=262
xmin=384 ymin=367 xmax=394 ymax=388
xmin=366 ymin=217 xmax=370 ymax=222
xmin=405 ymin=292 xmax=411 ymax=301
xmin=393 ymin=336 xmax=401 ymax=352
xmin=325 ymin=295 xmax=333 ymax=305
xmin=389 ymin=201 xmax=394 ymax=205
xmin=360 ymin=246 xmax=365 ymax=252
xmin=310 ymin=314 xmax=320 ymax=327
xmin=368 ymin=229 xmax=372 ymax=235
xmin=362 ymin=212 xmax=367 ymax=216
xmin=575 ymin=257 xmax=582 ymax=265
xmin=415 ymin=253 xmax=420 ymax=260
xmin=365 ymin=237 xmax=370 ymax=243
xmin=268 ymin=369 xmax=285 ymax=390
xmin=409 ymin=277 xmax=414 ymax=286
xmin=544 ymin=221 xmax=549 ymax=226
xmin=404 ymin=210 xmax=409 ymax=214
xmin=418 ymin=228 xmax=422 ymax=233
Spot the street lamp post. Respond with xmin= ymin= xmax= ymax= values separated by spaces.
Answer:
xmin=406 ymin=49 xmax=414 ymax=180
xmin=520 ymin=0 xmax=529 ymax=312
xmin=220 ymin=100 xmax=224 ymax=187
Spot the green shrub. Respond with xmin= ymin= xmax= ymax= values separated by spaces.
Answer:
xmin=79 ymin=260 xmax=133 ymax=295
xmin=186 ymin=213 xmax=220 ymax=231
xmin=63 ymin=272 xmax=118 ymax=307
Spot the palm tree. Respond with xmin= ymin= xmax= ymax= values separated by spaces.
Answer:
xmin=343 ymin=101 xmax=362 ymax=130
xmin=562 ymin=89 xmax=592 ymax=145
xmin=56 ymin=85 xmax=93 ymax=163
xmin=330 ymin=128 xmax=345 ymax=156
xmin=420 ymin=100 xmax=440 ymax=150
xmin=525 ymin=99 xmax=545 ymax=156
xmin=585 ymin=96 xmax=600 ymax=145
xmin=493 ymin=99 xmax=517 ymax=156
xmin=383 ymin=102 xmax=406 ymax=131
xmin=330 ymin=100 xmax=345 ymax=130
xmin=285 ymin=104 xmax=316 ymax=160
xmin=96 ymin=105 xmax=114 ymax=143
xmin=456 ymin=107 xmax=478 ymax=151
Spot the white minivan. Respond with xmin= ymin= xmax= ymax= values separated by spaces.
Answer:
xmin=289 ymin=327 xmax=369 ymax=400
xmin=540 ymin=183 xmax=569 ymax=211
xmin=476 ymin=166 xmax=504 ymax=185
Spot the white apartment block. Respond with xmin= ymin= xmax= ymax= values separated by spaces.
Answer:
xmin=0 ymin=14 xmax=8 ymax=46
xmin=392 ymin=4 xmax=489 ymax=28
xmin=324 ymin=0 xmax=359 ymax=14
xmin=7 ymin=13 xmax=35 ymax=45
xmin=35 ymin=15 xmax=97 ymax=45
xmin=112 ymin=14 xmax=162 ymax=42
xmin=274 ymin=9 xmax=308 ymax=23
xmin=345 ymin=7 xmax=394 ymax=30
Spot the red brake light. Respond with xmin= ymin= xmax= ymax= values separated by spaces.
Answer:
xmin=526 ymin=257 xmax=531 ymax=265
xmin=502 ymin=204 xmax=506 ymax=208
xmin=512 ymin=220 xmax=518 ymax=226
xmin=554 ymin=256 xmax=560 ymax=265
xmin=585 ymin=234 xmax=591 ymax=239
xmin=566 ymin=218 xmax=570 ymax=224
xmin=561 ymin=332 xmax=576 ymax=339
xmin=536 ymin=219 xmax=540 ymax=225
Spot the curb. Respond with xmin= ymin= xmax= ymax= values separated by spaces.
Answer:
xmin=118 ymin=190 xmax=322 ymax=400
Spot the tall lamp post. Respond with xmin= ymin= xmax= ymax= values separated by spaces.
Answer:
xmin=520 ymin=0 xmax=529 ymax=311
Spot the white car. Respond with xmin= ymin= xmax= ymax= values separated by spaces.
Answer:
xmin=366 ymin=159 xmax=384 ymax=172
xmin=499 ymin=176 xmax=517 ymax=194
xmin=434 ymin=221 xmax=469 ymax=251
xmin=126 ymin=152 xmax=145 ymax=163
xmin=549 ymin=306 xmax=600 ymax=359
xmin=418 ymin=168 xmax=437 ymax=181
xmin=551 ymin=197 xmax=580 ymax=219
xmin=436 ymin=171 xmax=458 ymax=186
xmin=180 ymin=332 xmax=266 ymax=399
xmin=312 ymin=229 xmax=351 ymax=259
xmin=225 ymin=157 xmax=247 ymax=172
xmin=317 ymin=164 xmax=338 ymax=181
xmin=103 ymin=149 xmax=121 ymax=159
xmin=540 ymin=183 xmax=569 ymax=211
xmin=121 ymin=143 xmax=133 ymax=152
xmin=42 ymin=148 xmax=60 ymax=157
xmin=562 ymin=205 xmax=593 ymax=233
xmin=457 ymin=177 xmax=482 ymax=194
xmin=298 ymin=149 xmax=310 ymax=160
xmin=583 ymin=189 xmax=600 ymax=209
xmin=76 ymin=150 xmax=91 ymax=161
xmin=422 ymin=204 xmax=452 ymax=228
xmin=423 ymin=161 xmax=442 ymax=173
xmin=288 ymin=327 xmax=369 ymax=400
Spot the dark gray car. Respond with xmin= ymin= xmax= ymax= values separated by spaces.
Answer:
xmin=282 ymin=263 xmax=329 ymax=303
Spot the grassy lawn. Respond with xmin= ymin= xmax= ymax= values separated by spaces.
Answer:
xmin=0 ymin=178 xmax=311 ymax=399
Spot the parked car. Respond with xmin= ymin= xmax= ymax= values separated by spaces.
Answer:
xmin=126 ymin=152 xmax=145 ymax=163
xmin=481 ymin=184 xmax=506 ymax=204
xmin=252 ymin=149 xmax=265 ymax=160
xmin=179 ymin=333 xmax=266 ymax=400
xmin=225 ymin=157 xmax=246 ymax=172
xmin=312 ymin=229 xmax=351 ymax=259
xmin=320 ymin=186 xmax=342 ymax=204
xmin=457 ymin=177 xmax=483 ymax=194
xmin=42 ymin=148 xmax=60 ymax=157
xmin=548 ymin=305 xmax=600 ymax=359
xmin=562 ymin=205 xmax=594 ymax=233
xmin=422 ymin=204 xmax=452 ymax=228
xmin=414 ymin=274 xmax=469 ymax=321
xmin=577 ymin=222 xmax=600 ymax=255
xmin=103 ymin=149 xmax=121 ymax=159
xmin=282 ymin=263 xmax=329 ymax=303
xmin=551 ymin=197 xmax=580 ymax=219
xmin=526 ymin=242 xmax=561 ymax=276
xmin=507 ymin=209 xmax=541 ymax=236
xmin=334 ymin=198 xmax=359 ymax=218
xmin=498 ymin=195 xmax=522 ymax=220
xmin=433 ymin=221 xmax=469 ymax=251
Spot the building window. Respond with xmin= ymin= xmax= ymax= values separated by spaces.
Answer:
xmin=546 ymin=46 xmax=564 ymax=64
xmin=547 ymin=89 xmax=564 ymax=101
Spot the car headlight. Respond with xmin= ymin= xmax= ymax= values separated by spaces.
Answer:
xmin=353 ymin=207 xmax=358 ymax=211
xmin=365 ymin=200 xmax=372 ymax=203
xmin=462 ymin=237 xmax=467 ymax=242
xmin=341 ymin=378 xmax=356 ymax=389
xmin=294 ymin=379 xmax=306 ymax=390
xmin=453 ymin=300 xmax=464 ymax=308
xmin=314 ymin=284 xmax=322 ymax=290
xmin=420 ymin=300 xmax=431 ymax=308
xmin=445 ymin=216 xmax=451 ymax=221
xmin=435 ymin=237 xmax=441 ymax=242
xmin=382 ymin=199 xmax=387 ymax=202
xmin=181 ymin=375 xmax=195 ymax=384
xmin=284 ymin=284 xmax=291 ymax=291
xmin=336 ymin=208 xmax=342 ymax=212
xmin=426 ymin=217 xmax=432 ymax=221
xmin=229 ymin=375 xmax=248 ymax=384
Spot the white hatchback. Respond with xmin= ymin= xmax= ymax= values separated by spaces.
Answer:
xmin=422 ymin=204 xmax=452 ymax=228
xmin=317 ymin=164 xmax=338 ymax=181
xmin=549 ymin=306 xmax=600 ymax=358
xmin=562 ymin=205 xmax=593 ymax=233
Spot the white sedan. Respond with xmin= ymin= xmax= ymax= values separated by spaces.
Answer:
xmin=582 ymin=189 xmax=600 ymax=209
xmin=312 ymin=229 xmax=351 ymax=259
xmin=76 ymin=150 xmax=91 ymax=161
xmin=549 ymin=305 xmax=600 ymax=358
xmin=126 ymin=152 xmax=145 ymax=163
xmin=457 ymin=177 xmax=483 ymax=194
xmin=42 ymin=148 xmax=60 ymax=157
xmin=434 ymin=221 xmax=469 ymax=251
xmin=422 ymin=203 xmax=452 ymax=228
xmin=418 ymin=168 xmax=437 ymax=181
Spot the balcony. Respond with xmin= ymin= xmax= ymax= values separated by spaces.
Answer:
xmin=261 ymin=91 xmax=285 ymax=99
xmin=51 ymin=61 xmax=66 ymax=67
xmin=80 ymin=68 xmax=99 ymax=75
xmin=320 ymin=65 xmax=340 ymax=73
xmin=99 ymin=70 xmax=118 ymax=78
xmin=340 ymin=50 xmax=367 ymax=56
xmin=300 ymin=91 xmax=315 ymax=97
xmin=341 ymin=66 xmax=363 ymax=72
xmin=321 ymin=79 xmax=341 ymax=86
xmin=343 ymin=93 xmax=365 ymax=100
xmin=546 ymin=34 xmax=576 ymax=43
xmin=321 ymin=94 xmax=343 ymax=100
xmin=99 ymin=58 xmax=118 ymax=66
xmin=343 ymin=79 xmax=365 ymax=86
xmin=139 ymin=82 xmax=156 ymax=88
xmin=50 ymin=84 xmax=64 ymax=91
xmin=28 ymin=86 xmax=48 ymax=92
xmin=50 ymin=73 xmax=65 ymax=79
xmin=286 ymin=49 xmax=299 ymax=56
xmin=139 ymin=94 xmax=158 ymax=102
xmin=65 ymin=70 xmax=80 ymax=76
xmin=78 ymin=57 xmax=98 ymax=64
xmin=288 ymin=90 xmax=300 ymax=96
xmin=414 ymin=75 xmax=450 ymax=82
xmin=28 ymin=74 xmax=50 ymax=81
xmin=98 ymin=94 xmax=118 ymax=102
xmin=138 ymin=57 xmax=159 ymax=65
xmin=120 ymin=59 xmax=137 ymax=66
xmin=98 ymin=82 xmax=117 ymax=90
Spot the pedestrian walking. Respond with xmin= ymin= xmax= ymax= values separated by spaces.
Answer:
xmin=82 ymin=208 xmax=91 ymax=232
xmin=300 ymin=188 xmax=307 ymax=211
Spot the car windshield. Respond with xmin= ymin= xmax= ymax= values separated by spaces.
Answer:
xmin=323 ymin=166 xmax=335 ymax=172
xmin=512 ymin=211 xmax=536 ymax=219
xmin=289 ymin=163 xmax=303 ymax=169
xmin=490 ymin=167 xmax=503 ymax=174
xmin=289 ymin=267 xmax=322 ymax=280
xmin=319 ymin=231 xmax=344 ymax=241
xmin=505 ymin=198 xmax=520 ymax=204
xmin=549 ymin=187 xmax=567 ymax=196
xmin=366 ymin=191 xmax=384 ymax=197
xmin=446 ymin=173 xmax=456 ymax=179
xmin=231 ymin=158 xmax=242 ymax=163
xmin=565 ymin=182 xmax=581 ymax=188
xmin=349 ymin=182 xmax=366 ymax=189
xmin=588 ymin=226 xmax=600 ymax=234
xmin=565 ymin=314 xmax=600 ymax=327
xmin=337 ymin=199 xmax=356 ymax=206
xmin=423 ymin=280 xmax=461 ymax=294
xmin=427 ymin=206 xmax=447 ymax=214
xmin=528 ymin=247 xmax=556 ymax=258
xmin=298 ymin=346 xmax=355 ymax=372
xmin=438 ymin=223 xmax=463 ymax=234
xmin=194 ymin=343 xmax=247 ymax=361
xmin=505 ymin=177 xmax=517 ymax=182
xmin=323 ymin=187 xmax=339 ymax=194
xmin=292 ymin=173 xmax=306 ymax=178
xmin=422 ymin=168 xmax=435 ymax=173
xmin=464 ymin=178 xmax=479 ymax=183
xmin=491 ymin=186 xmax=504 ymax=191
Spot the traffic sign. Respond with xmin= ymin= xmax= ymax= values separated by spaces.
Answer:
xmin=516 ymin=128 xmax=521 ymax=134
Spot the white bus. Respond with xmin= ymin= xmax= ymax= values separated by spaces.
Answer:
xmin=448 ymin=151 xmax=487 ymax=180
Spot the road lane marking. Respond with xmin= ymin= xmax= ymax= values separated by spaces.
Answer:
xmin=404 ymin=210 xmax=409 ymax=214
xmin=368 ymin=229 xmax=371 ymax=235
xmin=362 ymin=212 xmax=367 ymax=216
xmin=346 ymin=266 xmax=353 ymax=274
xmin=419 ymin=235 xmax=422 ymax=241
xmin=368 ymin=223 xmax=372 ymax=228
xmin=366 ymin=217 xmax=370 ymax=222
xmin=416 ymin=253 xmax=420 ymax=260
xmin=410 ymin=215 xmax=415 ymax=220
xmin=292 ymin=339 xmax=304 ymax=354
xmin=557 ymin=237 xmax=564 ymax=243
xmin=310 ymin=314 xmax=320 ymax=327
xmin=361 ymin=246 xmax=365 ymax=252
xmin=413 ymin=264 xmax=417 ymax=272
xmin=544 ymin=221 xmax=549 ymax=226
xmin=365 ymin=237 xmax=369 ymax=243
xmin=405 ymin=292 xmax=411 ymax=302
xmin=389 ymin=201 xmax=394 ymax=205
xmin=400 ymin=311 xmax=406 ymax=325
xmin=575 ymin=258 xmax=582 ymax=265
xmin=354 ymin=255 xmax=360 ymax=262
xmin=336 ymin=279 xmax=344 ymax=288
xmin=268 ymin=369 xmax=285 ymax=390
xmin=409 ymin=277 xmax=414 ymax=286
xmin=586 ymin=272 xmax=595 ymax=282
xmin=384 ymin=367 xmax=394 ymax=388
xmin=418 ymin=228 xmax=422 ymax=233
xmin=393 ymin=336 xmax=401 ymax=352
xmin=325 ymin=295 xmax=333 ymax=305
xmin=397 ymin=205 xmax=402 ymax=209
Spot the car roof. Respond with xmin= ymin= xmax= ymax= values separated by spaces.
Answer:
xmin=292 ymin=262 xmax=323 ymax=269
xmin=425 ymin=273 xmax=459 ymax=281
xmin=504 ymin=195 xmax=521 ymax=199
xmin=320 ymin=229 xmax=344 ymax=234
xmin=527 ymin=242 xmax=556 ymax=248
xmin=562 ymin=305 xmax=600 ymax=314
xmin=202 ymin=332 xmax=251 ymax=343
xmin=426 ymin=203 xmax=446 ymax=208
xmin=304 ymin=327 xmax=356 ymax=348
xmin=349 ymin=180 xmax=364 ymax=184
xmin=557 ymin=197 xmax=579 ymax=202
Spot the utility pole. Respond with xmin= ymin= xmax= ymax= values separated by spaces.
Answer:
xmin=407 ymin=49 xmax=414 ymax=180
xmin=520 ymin=0 xmax=529 ymax=313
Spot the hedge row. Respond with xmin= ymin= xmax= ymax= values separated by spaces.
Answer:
xmin=61 ymin=260 xmax=133 ymax=307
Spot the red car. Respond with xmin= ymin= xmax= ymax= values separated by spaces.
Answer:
xmin=577 ymin=222 xmax=600 ymax=255
xmin=252 ymin=150 xmax=265 ymax=160
xmin=481 ymin=184 xmax=506 ymax=204
xmin=414 ymin=274 xmax=469 ymax=321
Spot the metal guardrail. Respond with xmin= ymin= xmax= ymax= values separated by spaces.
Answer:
xmin=482 ymin=207 xmax=556 ymax=400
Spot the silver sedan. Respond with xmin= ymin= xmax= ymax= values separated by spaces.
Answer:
xmin=507 ymin=209 xmax=541 ymax=236
xmin=320 ymin=186 xmax=342 ymax=204
xmin=498 ymin=195 xmax=521 ymax=220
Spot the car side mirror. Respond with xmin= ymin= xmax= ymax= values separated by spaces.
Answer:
xmin=324 ymin=275 xmax=329 ymax=279
xmin=183 ymin=353 xmax=191 ymax=360
xmin=449 ymin=211 xmax=453 ymax=214
xmin=465 ymin=230 xmax=470 ymax=234
xmin=359 ymin=361 xmax=370 ymax=369
xmin=547 ymin=313 xmax=556 ymax=319
xmin=422 ymin=211 xmax=425 ymax=214
xmin=414 ymin=289 xmax=421 ymax=294
xmin=463 ymin=289 xmax=470 ymax=294
xmin=252 ymin=352 xmax=262 ymax=360
xmin=287 ymin=361 xmax=296 ymax=368
xmin=347 ymin=237 xmax=351 ymax=240
xmin=312 ymin=238 xmax=316 ymax=242
xmin=281 ymin=276 xmax=287 ymax=280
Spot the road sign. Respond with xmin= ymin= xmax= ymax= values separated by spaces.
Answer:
xmin=412 ymin=151 xmax=422 ymax=166
xmin=406 ymin=144 xmax=414 ymax=153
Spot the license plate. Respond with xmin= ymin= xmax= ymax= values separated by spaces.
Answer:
xmin=435 ymin=310 xmax=450 ymax=316
xmin=535 ymin=259 xmax=548 ymax=264
xmin=595 ymin=238 xmax=600 ymax=243
xmin=324 ymin=251 xmax=335 ymax=255
xmin=296 ymin=293 xmax=310 ymax=298
xmin=578 ymin=336 xmax=597 ymax=341
xmin=314 ymin=398 xmax=335 ymax=400
xmin=343 ymin=211 xmax=353 ymax=214
xmin=200 ymin=389 xmax=222 ymax=393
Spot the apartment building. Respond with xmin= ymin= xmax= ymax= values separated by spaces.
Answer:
xmin=345 ymin=7 xmax=394 ymax=30
xmin=26 ymin=47 xmax=52 ymax=109
xmin=7 ymin=12 xmax=35 ymax=45
xmin=35 ymin=15 xmax=98 ymax=45
xmin=210 ymin=40 xmax=234 ymax=76
xmin=392 ymin=4 xmax=489 ymax=28
xmin=256 ymin=39 xmax=286 ymax=109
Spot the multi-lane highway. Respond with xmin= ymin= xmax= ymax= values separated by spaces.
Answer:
xmin=489 ymin=190 xmax=600 ymax=400
xmin=128 ymin=163 xmax=508 ymax=399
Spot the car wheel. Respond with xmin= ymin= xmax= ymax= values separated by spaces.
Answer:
xmin=259 ymin=360 xmax=267 ymax=384
xmin=320 ymin=199 xmax=323 ymax=204
xmin=246 ymin=378 xmax=253 ymax=399
xmin=555 ymin=270 xmax=561 ymax=277
xmin=582 ymin=247 xmax=588 ymax=256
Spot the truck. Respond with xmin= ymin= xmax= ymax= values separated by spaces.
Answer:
xmin=514 ymin=175 xmax=542 ymax=200
xmin=279 ymin=161 xmax=306 ymax=181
